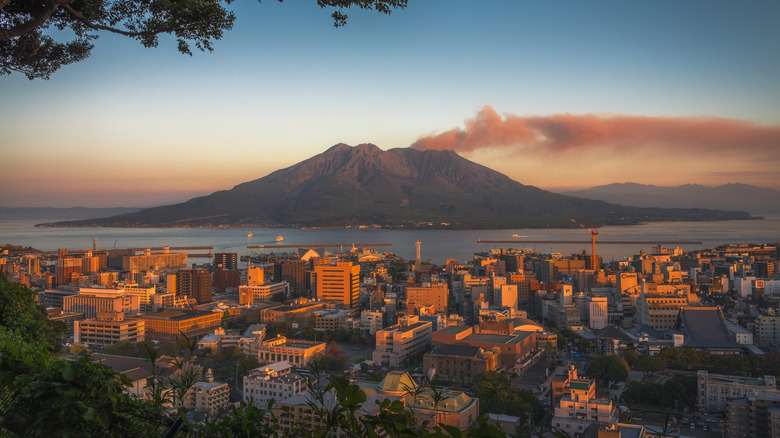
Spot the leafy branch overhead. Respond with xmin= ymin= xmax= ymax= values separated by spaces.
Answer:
xmin=0 ymin=0 xmax=407 ymax=79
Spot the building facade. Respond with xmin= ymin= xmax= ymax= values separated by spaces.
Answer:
xmin=315 ymin=262 xmax=360 ymax=309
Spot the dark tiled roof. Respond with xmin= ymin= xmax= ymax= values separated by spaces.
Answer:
xmin=679 ymin=307 xmax=743 ymax=350
xmin=426 ymin=344 xmax=482 ymax=358
xmin=597 ymin=325 xmax=631 ymax=340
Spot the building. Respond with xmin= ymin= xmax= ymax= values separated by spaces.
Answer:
xmin=727 ymin=389 xmax=780 ymax=438
xmin=635 ymin=283 xmax=691 ymax=331
xmin=406 ymin=282 xmax=449 ymax=314
xmin=356 ymin=371 xmax=480 ymax=430
xmin=432 ymin=323 xmax=539 ymax=371
xmin=552 ymin=375 xmax=618 ymax=435
xmin=197 ymin=324 xmax=266 ymax=356
xmin=423 ymin=344 xmax=501 ymax=383
xmin=279 ymin=260 xmax=309 ymax=297
xmin=176 ymin=268 xmax=212 ymax=304
xmin=314 ymin=262 xmax=360 ymax=309
xmin=755 ymin=310 xmax=780 ymax=349
xmin=312 ymin=308 xmax=359 ymax=331
xmin=183 ymin=369 xmax=229 ymax=416
xmin=587 ymin=296 xmax=608 ymax=330
xmin=239 ymin=282 xmax=289 ymax=304
xmin=141 ymin=309 xmax=222 ymax=342
xmin=257 ymin=336 xmax=326 ymax=367
xmin=212 ymin=253 xmax=238 ymax=271
xmin=697 ymin=370 xmax=777 ymax=412
xmin=360 ymin=310 xmax=384 ymax=335
xmin=373 ymin=315 xmax=433 ymax=367
xmin=122 ymin=248 xmax=188 ymax=272
xmin=243 ymin=361 xmax=307 ymax=408
xmin=74 ymin=311 xmax=145 ymax=347
xmin=261 ymin=299 xmax=328 ymax=325
xmin=62 ymin=289 xmax=140 ymax=319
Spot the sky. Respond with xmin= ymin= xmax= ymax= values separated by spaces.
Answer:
xmin=2 ymin=0 xmax=780 ymax=208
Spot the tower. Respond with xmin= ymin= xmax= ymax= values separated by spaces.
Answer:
xmin=415 ymin=240 xmax=421 ymax=263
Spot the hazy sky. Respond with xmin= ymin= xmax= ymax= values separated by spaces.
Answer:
xmin=2 ymin=0 xmax=780 ymax=207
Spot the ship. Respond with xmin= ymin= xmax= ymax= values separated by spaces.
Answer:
xmin=276 ymin=235 xmax=284 ymax=242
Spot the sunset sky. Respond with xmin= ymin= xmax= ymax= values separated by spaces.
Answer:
xmin=2 ymin=0 xmax=779 ymax=207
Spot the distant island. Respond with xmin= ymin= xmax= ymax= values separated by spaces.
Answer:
xmin=559 ymin=182 xmax=780 ymax=216
xmin=39 ymin=144 xmax=760 ymax=229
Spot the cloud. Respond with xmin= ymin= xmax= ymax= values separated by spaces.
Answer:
xmin=411 ymin=106 xmax=780 ymax=160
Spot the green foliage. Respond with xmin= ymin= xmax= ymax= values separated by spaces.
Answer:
xmin=622 ymin=350 xmax=639 ymax=368
xmin=588 ymin=354 xmax=629 ymax=384
xmin=472 ymin=371 xmax=543 ymax=425
xmin=622 ymin=374 xmax=697 ymax=410
xmin=0 ymin=275 xmax=63 ymax=348
xmin=1 ymin=0 xmax=407 ymax=79
xmin=659 ymin=346 xmax=780 ymax=376
xmin=634 ymin=355 xmax=664 ymax=377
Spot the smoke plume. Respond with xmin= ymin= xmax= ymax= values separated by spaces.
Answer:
xmin=411 ymin=106 xmax=780 ymax=159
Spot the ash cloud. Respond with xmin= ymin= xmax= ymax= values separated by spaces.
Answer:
xmin=411 ymin=106 xmax=780 ymax=159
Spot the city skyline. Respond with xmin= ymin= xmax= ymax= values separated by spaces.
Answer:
xmin=2 ymin=0 xmax=780 ymax=207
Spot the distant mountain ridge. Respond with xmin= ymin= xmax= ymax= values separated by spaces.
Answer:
xmin=560 ymin=183 xmax=780 ymax=215
xmin=42 ymin=144 xmax=758 ymax=229
xmin=0 ymin=206 xmax=142 ymax=221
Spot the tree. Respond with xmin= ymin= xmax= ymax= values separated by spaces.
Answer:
xmin=589 ymin=354 xmax=629 ymax=385
xmin=1 ymin=0 xmax=407 ymax=79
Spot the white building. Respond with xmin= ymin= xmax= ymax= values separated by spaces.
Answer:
xmin=587 ymin=296 xmax=608 ymax=330
xmin=243 ymin=361 xmax=307 ymax=408
xmin=372 ymin=315 xmax=432 ymax=367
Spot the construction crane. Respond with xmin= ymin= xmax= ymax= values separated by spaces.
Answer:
xmin=568 ymin=217 xmax=598 ymax=268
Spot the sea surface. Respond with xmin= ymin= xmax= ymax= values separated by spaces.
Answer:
xmin=1 ymin=217 xmax=778 ymax=265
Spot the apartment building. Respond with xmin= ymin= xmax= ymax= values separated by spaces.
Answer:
xmin=373 ymin=315 xmax=433 ymax=367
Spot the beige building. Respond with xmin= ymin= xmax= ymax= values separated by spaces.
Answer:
xmin=727 ymin=389 xmax=780 ymax=438
xmin=423 ymin=344 xmax=501 ymax=384
xmin=243 ymin=361 xmax=306 ymax=408
xmin=635 ymin=282 xmax=692 ymax=331
xmin=373 ymin=315 xmax=433 ymax=367
xmin=697 ymin=370 xmax=777 ymax=412
xmin=239 ymin=282 xmax=289 ymax=304
xmin=141 ymin=309 xmax=222 ymax=342
xmin=552 ymin=376 xmax=617 ymax=435
xmin=406 ymin=282 xmax=449 ymax=314
xmin=74 ymin=311 xmax=145 ymax=347
xmin=63 ymin=288 xmax=140 ymax=319
xmin=182 ymin=369 xmax=229 ymax=416
xmin=122 ymin=248 xmax=188 ymax=272
xmin=315 ymin=262 xmax=360 ymax=309
xmin=257 ymin=336 xmax=326 ymax=367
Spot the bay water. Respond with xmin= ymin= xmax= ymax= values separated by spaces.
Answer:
xmin=2 ymin=216 xmax=778 ymax=265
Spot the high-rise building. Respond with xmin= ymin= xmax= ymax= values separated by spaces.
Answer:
xmin=314 ymin=262 xmax=360 ymax=309
xmin=176 ymin=268 xmax=212 ymax=304
xmin=212 ymin=253 xmax=238 ymax=271
xmin=280 ymin=260 xmax=308 ymax=297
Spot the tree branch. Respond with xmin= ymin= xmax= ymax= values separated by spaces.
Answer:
xmin=0 ymin=1 xmax=70 ymax=40
xmin=61 ymin=4 xmax=197 ymax=39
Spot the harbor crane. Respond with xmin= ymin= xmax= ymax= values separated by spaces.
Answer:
xmin=568 ymin=217 xmax=598 ymax=268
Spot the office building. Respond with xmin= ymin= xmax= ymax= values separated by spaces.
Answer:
xmin=74 ymin=311 xmax=145 ymax=347
xmin=315 ymin=262 xmax=360 ymax=309
xmin=176 ymin=268 xmax=212 ymax=304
